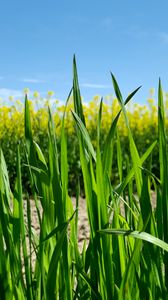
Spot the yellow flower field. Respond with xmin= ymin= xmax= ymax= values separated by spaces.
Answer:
xmin=0 ymin=93 xmax=164 ymax=192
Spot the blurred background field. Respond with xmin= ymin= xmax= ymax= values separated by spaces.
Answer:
xmin=0 ymin=90 xmax=163 ymax=194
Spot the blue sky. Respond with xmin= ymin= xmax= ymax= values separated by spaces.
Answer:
xmin=1 ymin=0 xmax=168 ymax=104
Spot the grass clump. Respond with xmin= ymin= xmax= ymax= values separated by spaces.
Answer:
xmin=0 ymin=57 xmax=168 ymax=299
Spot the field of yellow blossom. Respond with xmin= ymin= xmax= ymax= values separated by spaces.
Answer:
xmin=0 ymin=91 xmax=166 ymax=193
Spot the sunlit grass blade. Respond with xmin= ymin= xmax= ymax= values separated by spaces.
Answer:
xmin=111 ymin=73 xmax=142 ymax=196
xmin=117 ymin=130 xmax=123 ymax=182
xmin=46 ymin=212 xmax=76 ymax=298
xmin=110 ymin=73 xmax=123 ymax=103
xmin=71 ymin=110 xmax=96 ymax=162
xmin=115 ymin=141 xmax=157 ymax=195
xmin=25 ymin=94 xmax=33 ymax=142
xmin=97 ymin=97 xmax=103 ymax=143
xmin=102 ymin=86 xmax=140 ymax=186
xmin=73 ymin=55 xmax=86 ymax=125
xmin=75 ymin=266 xmax=102 ymax=299
xmin=158 ymin=78 xmax=168 ymax=289
xmin=140 ymin=166 xmax=161 ymax=184
xmin=46 ymin=222 xmax=69 ymax=297
xmin=72 ymin=58 xmax=111 ymax=298
xmin=60 ymin=91 xmax=74 ymax=299
xmin=139 ymin=171 xmax=153 ymax=233
xmin=16 ymin=145 xmax=33 ymax=300
xmin=102 ymin=112 xmax=118 ymax=179
xmin=124 ymin=86 xmax=142 ymax=104
xmin=48 ymin=106 xmax=63 ymax=225
xmin=99 ymin=228 xmax=168 ymax=252
xmin=61 ymin=89 xmax=73 ymax=193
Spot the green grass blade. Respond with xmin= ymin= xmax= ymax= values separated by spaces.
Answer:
xmin=25 ymin=94 xmax=33 ymax=142
xmin=71 ymin=110 xmax=96 ymax=162
xmin=102 ymin=113 xmax=118 ymax=178
xmin=158 ymin=78 xmax=168 ymax=288
xmin=124 ymin=86 xmax=142 ymax=104
xmin=16 ymin=146 xmax=33 ymax=300
xmin=46 ymin=223 xmax=68 ymax=297
xmin=76 ymin=267 xmax=102 ymax=299
xmin=102 ymin=87 xmax=140 ymax=181
xmin=111 ymin=73 xmax=142 ymax=196
xmin=115 ymin=140 xmax=157 ymax=195
xmin=97 ymin=97 xmax=103 ymax=143
xmin=46 ymin=212 xmax=76 ymax=298
xmin=110 ymin=73 xmax=123 ymax=103
xmin=73 ymin=55 xmax=86 ymax=125
xmin=117 ymin=130 xmax=123 ymax=182
xmin=99 ymin=229 xmax=168 ymax=252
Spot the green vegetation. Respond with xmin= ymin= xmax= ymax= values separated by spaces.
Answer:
xmin=0 ymin=57 xmax=168 ymax=299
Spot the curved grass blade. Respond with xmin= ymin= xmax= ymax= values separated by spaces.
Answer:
xmin=46 ymin=211 xmax=76 ymax=297
xmin=33 ymin=141 xmax=48 ymax=169
xmin=60 ymin=88 xmax=73 ymax=215
xmin=46 ymin=222 xmax=68 ymax=297
xmin=140 ymin=166 xmax=161 ymax=184
xmin=110 ymin=73 xmax=123 ymax=103
xmin=73 ymin=55 xmax=86 ymax=125
xmin=124 ymin=86 xmax=142 ymax=104
xmin=111 ymin=73 xmax=142 ymax=195
xmin=16 ymin=146 xmax=33 ymax=300
xmin=99 ymin=229 xmax=168 ymax=252
xmin=25 ymin=94 xmax=33 ymax=142
xmin=71 ymin=110 xmax=96 ymax=162
xmin=97 ymin=97 xmax=103 ymax=143
xmin=115 ymin=140 xmax=157 ymax=195
xmin=102 ymin=85 xmax=141 ymax=179
xmin=158 ymin=78 xmax=168 ymax=289
xmin=77 ymin=268 xmax=102 ymax=299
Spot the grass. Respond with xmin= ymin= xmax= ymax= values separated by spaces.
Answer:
xmin=0 ymin=56 xmax=168 ymax=299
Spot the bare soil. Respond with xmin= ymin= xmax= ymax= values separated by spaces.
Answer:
xmin=25 ymin=191 xmax=156 ymax=255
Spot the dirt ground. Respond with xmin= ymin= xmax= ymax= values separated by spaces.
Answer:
xmin=24 ymin=197 xmax=89 ymax=252
xmin=27 ymin=191 xmax=156 ymax=253
xmin=20 ymin=191 xmax=157 ymax=272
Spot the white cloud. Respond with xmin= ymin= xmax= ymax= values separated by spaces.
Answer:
xmin=81 ymin=83 xmax=111 ymax=89
xmin=0 ymin=88 xmax=22 ymax=100
xmin=20 ymin=78 xmax=46 ymax=83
